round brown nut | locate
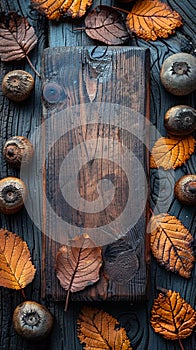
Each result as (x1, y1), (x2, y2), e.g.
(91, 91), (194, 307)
(3, 136), (34, 168)
(13, 301), (54, 341)
(174, 174), (196, 206)
(164, 105), (196, 136)
(160, 53), (196, 95)
(0, 177), (27, 214)
(2, 70), (34, 102)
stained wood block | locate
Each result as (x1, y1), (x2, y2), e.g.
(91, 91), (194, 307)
(41, 46), (150, 301)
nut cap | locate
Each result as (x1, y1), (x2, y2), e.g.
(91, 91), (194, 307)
(2, 70), (34, 102)
(160, 53), (196, 96)
(0, 177), (27, 214)
(3, 136), (34, 168)
(13, 301), (54, 341)
(174, 175), (196, 206)
(164, 105), (196, 136)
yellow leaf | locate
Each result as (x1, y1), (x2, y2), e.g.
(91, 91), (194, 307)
(150, 214), (194, 278)
(31, 0), (93, 19)
(150, 135), (195, 169)
(0, 229), (36, 290)
(151, 289), (196, 340)
(126, 0), (182, 41)
(78, 306), (132, 350)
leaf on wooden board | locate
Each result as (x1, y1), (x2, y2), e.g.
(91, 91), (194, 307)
(150, 214), (194, 278)
(56, 234), (102, 311)
(150, 135), (195, 170)
(104, 238), (139, 283)
(126, 0), (182, 41)
(0, 229), (36, 290)
(84, 6), (129, 45)
(78, 306), (132, 350)
(31, 0), (92, 19)
(151, 289), (196, 341)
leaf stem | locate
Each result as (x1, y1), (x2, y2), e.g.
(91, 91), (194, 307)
(64, 289), (71, 312)
(73, 27), (86, 31)
(178, 339), (185, 350)
(26, 55), (41, 78)
(21, 289), (27, 300)
(111, 6), (130, 14)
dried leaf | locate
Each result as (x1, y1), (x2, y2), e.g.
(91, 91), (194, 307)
(150, 214), (194, 278)
(151, 289), (196, 341)
(84, 6), (129, 45)
(56, 234), (102, 311)
(0, 229), (36, 290)
(104, 238), (139, 283)
(150, 135), (195, 169)
(31, 0), (92, 19)
(78, 306), (132, 349)
(126, 0), (182, 41)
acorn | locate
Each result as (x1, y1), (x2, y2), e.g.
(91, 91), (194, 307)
(2, 70), (34, 102)
(160, 53), (196, 95)
(13, 301), (54, 341)
(164, 105), (196, 136)
(0, 177), (27, 214)
(174, 175), (196, 206)
(3, 136), (34, 168)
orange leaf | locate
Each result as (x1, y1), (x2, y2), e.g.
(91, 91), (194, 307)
(150, 135), (195, 169)
(0, 229), (36, 290)
(126, 0), (182, 41)
(78, 306), (132, 349)
(150, 214), (194, 278)
(56, 234), (102, 311)
(31, 0), (93, 19)
(151, 289), (196, 340)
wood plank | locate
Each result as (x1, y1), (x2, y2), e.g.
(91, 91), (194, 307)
(41, 46), (150, 301)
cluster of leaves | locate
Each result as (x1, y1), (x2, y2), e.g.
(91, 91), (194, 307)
(0, 0), (183, 75)
(30, 0), (183, 42)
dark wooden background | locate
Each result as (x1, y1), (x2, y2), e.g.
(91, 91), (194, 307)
(0, 0), (195, 349)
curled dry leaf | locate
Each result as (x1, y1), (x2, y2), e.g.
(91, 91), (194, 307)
(0, 229), (36, 290)
(0, 12), (39, 77)
(31, 0), (92, 19)
(84, 6), (129, 45)
(151, 289), (196, 341)
(126, 0), (182, 41)
(78, 306), (132, 350)
(56, 234), (102, 311)
(150, 135), (195, 170)
(150, 214), (194, 278)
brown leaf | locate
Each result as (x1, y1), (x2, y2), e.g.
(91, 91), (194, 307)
(56, 234), (102, 311)
(151, 289), (196, 341)
(0, 229), (36, 290)
(78, 306), (132, 349)
(150, 135), (195, 169)
(126, 0), (182, 41)
(31, 0), (92, 19)
(84, 6), (129, 45)
(0, 12), (39, 76)
(150, 214), (194, 278)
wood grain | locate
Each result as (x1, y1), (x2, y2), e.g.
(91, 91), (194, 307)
(41, 46), (150, 301)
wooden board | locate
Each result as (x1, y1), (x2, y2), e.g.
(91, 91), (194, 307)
(41, 46), (150, 301)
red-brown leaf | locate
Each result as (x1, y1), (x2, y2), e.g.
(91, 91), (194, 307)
(0, 12), (39, 76)
(85, 6), (129, 45)
(0, 12), (37, 61)
(56, 234), (102, 311)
